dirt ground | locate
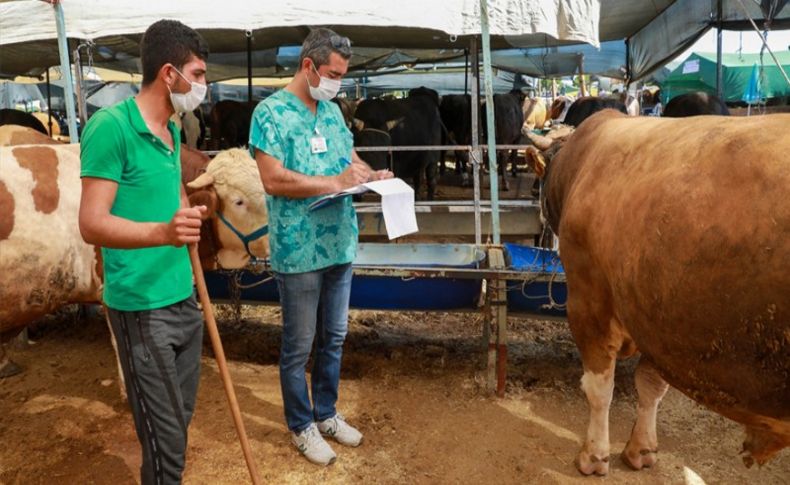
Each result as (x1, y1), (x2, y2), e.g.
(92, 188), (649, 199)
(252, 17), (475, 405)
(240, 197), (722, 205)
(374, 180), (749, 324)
(1, 304), (788, 485)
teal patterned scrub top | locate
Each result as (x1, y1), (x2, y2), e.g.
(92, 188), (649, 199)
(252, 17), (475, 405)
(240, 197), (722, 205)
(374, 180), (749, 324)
(249, 90), (358, 274)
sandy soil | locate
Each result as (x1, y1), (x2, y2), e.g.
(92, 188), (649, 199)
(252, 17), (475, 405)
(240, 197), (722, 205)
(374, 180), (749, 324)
(1, 304), (788, 485)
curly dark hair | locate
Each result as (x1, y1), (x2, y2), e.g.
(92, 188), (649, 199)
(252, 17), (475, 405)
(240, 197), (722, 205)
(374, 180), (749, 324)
(140, 19), (209, 86)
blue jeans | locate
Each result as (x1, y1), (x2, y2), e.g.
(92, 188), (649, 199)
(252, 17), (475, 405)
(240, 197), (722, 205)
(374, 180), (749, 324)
(275, 263), (353, 432)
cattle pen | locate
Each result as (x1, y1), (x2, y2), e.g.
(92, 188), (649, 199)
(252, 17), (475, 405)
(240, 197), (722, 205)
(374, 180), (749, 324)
(1, 0), (788, 397)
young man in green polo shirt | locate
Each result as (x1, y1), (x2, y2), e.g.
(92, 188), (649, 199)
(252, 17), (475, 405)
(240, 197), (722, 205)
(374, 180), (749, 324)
(250, 28), (392, 466)
(79, 20), (208, 484)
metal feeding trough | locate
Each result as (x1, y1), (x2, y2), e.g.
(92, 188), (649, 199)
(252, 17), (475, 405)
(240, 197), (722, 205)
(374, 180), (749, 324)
(204, 243), (485, 311)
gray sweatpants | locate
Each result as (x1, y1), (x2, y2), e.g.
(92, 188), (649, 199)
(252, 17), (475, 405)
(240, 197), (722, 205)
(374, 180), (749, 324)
(107, 292), (204, 485)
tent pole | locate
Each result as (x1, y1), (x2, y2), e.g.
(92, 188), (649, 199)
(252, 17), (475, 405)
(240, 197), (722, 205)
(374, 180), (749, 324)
(716, 0), (723, 99)
(577, 54), (587, 97)
(480, 0), (500, 245)
(246, 31), (253, 104)
(53, 2), (79, 142)
(73, 44), (88, 127)
(733, 0), (790, 87)
(551, 78), (557, 99)
(464, 48), (469, 95)
(470, 38), (481, 246)
(46, 68), (53, 136)
(625, 37), (632, 86)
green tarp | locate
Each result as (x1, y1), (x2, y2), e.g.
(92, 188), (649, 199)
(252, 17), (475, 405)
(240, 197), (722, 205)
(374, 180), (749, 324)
(660, 51), (790, 103)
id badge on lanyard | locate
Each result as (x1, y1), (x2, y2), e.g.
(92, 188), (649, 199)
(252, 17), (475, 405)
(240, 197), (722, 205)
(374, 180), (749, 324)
(311, 127), (327, 154)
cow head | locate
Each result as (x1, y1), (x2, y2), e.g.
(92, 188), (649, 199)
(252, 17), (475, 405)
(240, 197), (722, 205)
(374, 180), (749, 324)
(351, 111), (401, 172)
(186, 148), (269, 270)
(524, 127), (573, 226)
(525, 143), (567, 184)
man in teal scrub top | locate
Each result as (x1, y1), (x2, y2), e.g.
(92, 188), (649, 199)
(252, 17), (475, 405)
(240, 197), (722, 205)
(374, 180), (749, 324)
(249, 28), (391, 466)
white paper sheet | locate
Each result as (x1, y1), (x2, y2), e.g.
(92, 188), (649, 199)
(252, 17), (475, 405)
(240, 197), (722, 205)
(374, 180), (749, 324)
(363, 179), (419, 239)
(309, 178), (418, 239)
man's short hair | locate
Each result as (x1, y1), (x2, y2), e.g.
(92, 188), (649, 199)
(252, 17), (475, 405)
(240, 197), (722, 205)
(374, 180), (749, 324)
(140, 19), (209, 86)
(298, 28), (352, 68)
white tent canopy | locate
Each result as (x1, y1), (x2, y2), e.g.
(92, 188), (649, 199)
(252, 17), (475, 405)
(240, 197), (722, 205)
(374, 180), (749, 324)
(0, 0), (599, 78)
(2, 1), (786, 82)
(0, 0), (599, 46)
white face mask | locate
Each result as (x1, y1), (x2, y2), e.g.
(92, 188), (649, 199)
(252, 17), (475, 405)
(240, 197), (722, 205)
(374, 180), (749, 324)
(308, 62), (341, 101)
(168, 67), (207, 113)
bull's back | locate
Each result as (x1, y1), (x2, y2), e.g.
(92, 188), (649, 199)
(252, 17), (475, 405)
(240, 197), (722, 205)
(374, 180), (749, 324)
(0, 144), (100, 331)
(558, 113), (790, 427)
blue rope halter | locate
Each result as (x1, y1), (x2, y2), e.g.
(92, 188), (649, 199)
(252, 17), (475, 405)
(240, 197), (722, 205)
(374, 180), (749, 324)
(216, 211), (268, 262)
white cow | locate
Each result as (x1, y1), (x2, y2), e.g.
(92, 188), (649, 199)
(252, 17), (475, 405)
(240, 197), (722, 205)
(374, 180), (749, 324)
(0, 138), (269, 380)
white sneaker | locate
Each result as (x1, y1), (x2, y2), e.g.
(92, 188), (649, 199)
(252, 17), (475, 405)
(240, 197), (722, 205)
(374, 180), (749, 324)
(317, 413), (363, 447)
(291, 423), (337, 466)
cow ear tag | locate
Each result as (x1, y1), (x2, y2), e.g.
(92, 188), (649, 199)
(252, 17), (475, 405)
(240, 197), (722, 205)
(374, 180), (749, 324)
(311, 127), (328, 154)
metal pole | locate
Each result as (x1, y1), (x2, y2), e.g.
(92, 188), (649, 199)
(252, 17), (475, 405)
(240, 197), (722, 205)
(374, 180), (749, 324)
(716, 0), (723, 98)
(470, 38), (482, 246)
(625, 38), (632, 85)
(73, 45), (87, 127)
(480, 0), (500, 244)
(577, 54), (587, 97)
(246, 31), (253, 103)
(46, 68), (53, 136)
(53, 2), (79, 142)
(464, 48), (469, 95)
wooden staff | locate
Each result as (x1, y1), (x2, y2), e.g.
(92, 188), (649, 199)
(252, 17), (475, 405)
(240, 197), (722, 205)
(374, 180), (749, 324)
(188, 244), (261, 485)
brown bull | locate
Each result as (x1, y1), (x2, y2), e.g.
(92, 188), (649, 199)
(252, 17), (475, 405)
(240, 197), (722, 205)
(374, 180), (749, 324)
(526, 110), (789, 475)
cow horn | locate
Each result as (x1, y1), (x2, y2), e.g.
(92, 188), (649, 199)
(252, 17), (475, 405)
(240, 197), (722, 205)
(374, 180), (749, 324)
(353, 118), (365, 131)
(525, 131), (555, 151)
(187, 172), (215, 189)
(524, 146), (547, 179)
(386, 117), (404, 131)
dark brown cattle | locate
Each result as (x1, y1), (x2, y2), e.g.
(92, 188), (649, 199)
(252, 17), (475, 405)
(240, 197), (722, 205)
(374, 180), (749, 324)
(331, 97), (357, 129)
(0, 109), (47, 134)
(526, 110), (790, 475)
(548, 95), (574, 123)
(439, 94), (475, 185)
(663, 91), (730, 117)
(563, 96), (627, 127)
(353, 88), (443, 200)
(208, 100), (255, 150)
(180, 144), (210, 190)
(481, 89), (525, 191)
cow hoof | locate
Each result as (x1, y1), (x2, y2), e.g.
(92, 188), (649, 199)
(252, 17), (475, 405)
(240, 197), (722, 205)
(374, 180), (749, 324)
(621, 444), (658, 470)
(575, 451), (610, 476)
(0, 359), (23, 378)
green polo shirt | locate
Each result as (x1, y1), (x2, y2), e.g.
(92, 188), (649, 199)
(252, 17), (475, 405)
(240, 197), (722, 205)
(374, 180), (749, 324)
(80, 97), (193, 311)
(249, 90), (358, 274)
